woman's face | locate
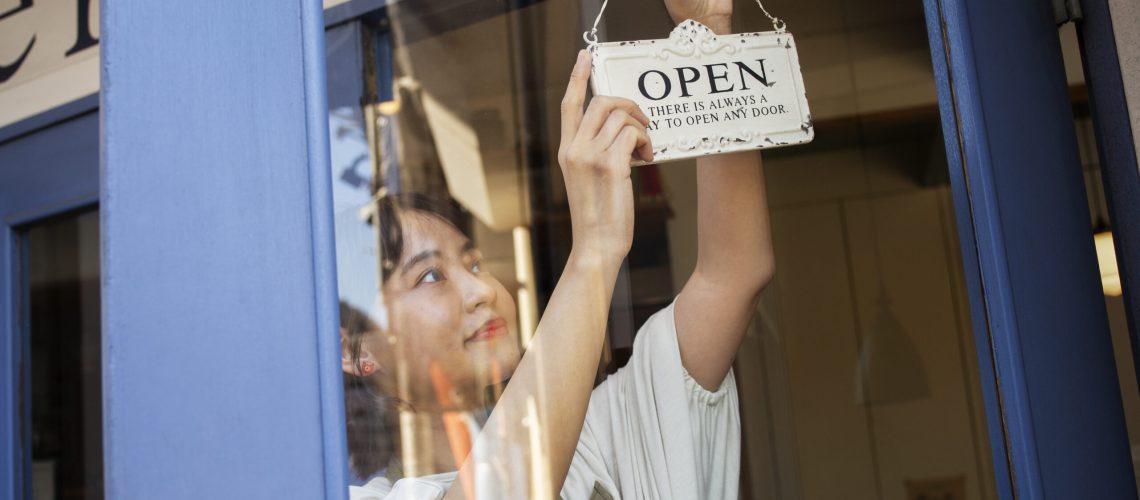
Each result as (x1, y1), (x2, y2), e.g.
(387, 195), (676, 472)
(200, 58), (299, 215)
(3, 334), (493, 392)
(363, 211), (520, 412)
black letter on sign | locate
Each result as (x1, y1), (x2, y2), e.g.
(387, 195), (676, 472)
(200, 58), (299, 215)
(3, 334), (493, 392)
(638, 70), (671, 101)
(66, 0), (99, 56)
(0, 0), (35, 84)
(735, 59), (773, 90)
(675, 67), (699, 97)
(0, 36), (34, 83)
(704, 63), (733, 94)
(0, 0), (32, 21)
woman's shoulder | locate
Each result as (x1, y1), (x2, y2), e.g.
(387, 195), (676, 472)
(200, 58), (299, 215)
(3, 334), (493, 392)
(627, 300), (680, 364)
(594, 299), (735, 403)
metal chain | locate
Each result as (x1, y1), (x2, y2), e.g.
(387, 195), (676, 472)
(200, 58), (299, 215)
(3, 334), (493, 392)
(753, 0), (787, 33)
(583, 0), (609, 45)
(584, 0), (786, 45)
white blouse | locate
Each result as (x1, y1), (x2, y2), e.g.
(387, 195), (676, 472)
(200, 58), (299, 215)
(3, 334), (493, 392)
(349, 302), (741, 499)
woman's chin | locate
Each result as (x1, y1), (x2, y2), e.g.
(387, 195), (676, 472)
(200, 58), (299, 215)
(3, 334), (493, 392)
(473, 347), (521, 383)
(464, 335), (520, 364)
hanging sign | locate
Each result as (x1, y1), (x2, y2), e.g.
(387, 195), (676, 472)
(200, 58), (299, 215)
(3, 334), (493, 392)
(586, 14), (813, 165)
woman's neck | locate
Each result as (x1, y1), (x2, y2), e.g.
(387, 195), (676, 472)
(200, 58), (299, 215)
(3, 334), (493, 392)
(396, 406), (491, 477)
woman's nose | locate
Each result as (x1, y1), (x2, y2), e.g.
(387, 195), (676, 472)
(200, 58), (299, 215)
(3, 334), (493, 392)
(459, 268), (496, 312)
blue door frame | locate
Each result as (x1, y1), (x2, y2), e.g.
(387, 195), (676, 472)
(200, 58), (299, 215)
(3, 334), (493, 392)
(0, 100), (100, 499)
(99, 0), (346, 498)
(923, 0), (1137, 498)
(2, 0), (1136, 497)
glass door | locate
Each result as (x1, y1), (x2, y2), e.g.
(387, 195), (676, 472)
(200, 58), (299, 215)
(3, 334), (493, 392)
(15, 209), (102, 500)
(324, 0), (1004, 498)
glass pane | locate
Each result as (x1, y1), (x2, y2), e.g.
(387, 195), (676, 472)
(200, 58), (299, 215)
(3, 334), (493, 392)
(18, 209), (103, 500)
(1057, 22), (1140, 492)
(326, 1), (999, 498)
(735, 2), (996, 498)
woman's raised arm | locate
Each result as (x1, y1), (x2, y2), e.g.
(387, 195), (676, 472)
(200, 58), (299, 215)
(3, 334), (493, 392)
(445, 50), (651, 499)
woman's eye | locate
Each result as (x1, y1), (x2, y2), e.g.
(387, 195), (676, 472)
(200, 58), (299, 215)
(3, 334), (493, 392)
(418, 268), (443, 284)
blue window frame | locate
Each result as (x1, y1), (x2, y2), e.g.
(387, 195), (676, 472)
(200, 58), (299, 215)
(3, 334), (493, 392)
(0, 100), (100, 499)
(923, 0), (1136, 497)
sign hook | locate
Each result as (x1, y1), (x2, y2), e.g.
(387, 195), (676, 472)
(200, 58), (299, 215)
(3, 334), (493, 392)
(752, 0), (787, 33)
(583, 0), (609, 45)
(583, 0), (786, 45)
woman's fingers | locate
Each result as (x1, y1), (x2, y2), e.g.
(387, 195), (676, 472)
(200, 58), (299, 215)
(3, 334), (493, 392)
(609, 125), (654, 164)
(578, 96), (650, 144)
(560, 50), (592, 151)
(558, 50), (654, 167)
(601, 116), (654, 163)
(636, 134), (654, 163)
(594, 110), (646, 148)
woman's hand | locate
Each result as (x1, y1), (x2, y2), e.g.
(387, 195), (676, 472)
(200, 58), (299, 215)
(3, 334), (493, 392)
(558, 50), (652, 265)
(663, 0), (733, 34)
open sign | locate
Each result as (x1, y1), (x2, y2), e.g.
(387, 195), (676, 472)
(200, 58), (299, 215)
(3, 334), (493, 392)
(588, 20), (813, 164)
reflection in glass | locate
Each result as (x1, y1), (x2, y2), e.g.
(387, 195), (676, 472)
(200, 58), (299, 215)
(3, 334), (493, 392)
(325, 0), (1002, 498)
(20, 209), (102, 500)
(855, 298), (931, 406)
(1059, 22), (1140, 489)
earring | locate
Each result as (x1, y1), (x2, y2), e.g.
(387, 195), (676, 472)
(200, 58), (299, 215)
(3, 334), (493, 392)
(361, 361), (376, 376)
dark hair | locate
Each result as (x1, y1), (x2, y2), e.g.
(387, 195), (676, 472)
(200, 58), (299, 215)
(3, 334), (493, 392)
(376, 193), (469, 283)
(340, 301), (395, 480)
(343, 193), (470, 480)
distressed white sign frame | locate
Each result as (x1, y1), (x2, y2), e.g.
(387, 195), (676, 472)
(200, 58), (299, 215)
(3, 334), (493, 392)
(588, 20), (814, 165)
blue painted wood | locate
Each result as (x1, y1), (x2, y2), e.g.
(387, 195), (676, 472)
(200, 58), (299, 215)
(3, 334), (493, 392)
(0, 227), (28, 500)
(1077, 0), (1140, 391)
(919, 5), (1014, 498)
(324, 0), (386, 28)
(1, 227), (18, 500)
(923, 0), (1137, 497)
(0, 93), (98, 147)
(0, 110), (99, 500)
(0, 112), (100, 224)
(13, 232), (30, 500)
(302, 0), (353, 495)
(326, 22), (366, 112)
(100, 0), (346, 498)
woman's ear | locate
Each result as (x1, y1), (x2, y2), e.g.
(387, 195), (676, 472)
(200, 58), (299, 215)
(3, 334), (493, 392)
(357, 349), (379, 376)
(341, 327), (380, 376)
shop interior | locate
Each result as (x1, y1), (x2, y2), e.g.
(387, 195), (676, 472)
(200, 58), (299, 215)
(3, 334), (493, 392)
(324, 0), (1136, 497)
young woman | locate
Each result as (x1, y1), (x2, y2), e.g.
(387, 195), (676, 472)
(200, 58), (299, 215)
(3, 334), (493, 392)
(342, 0), (774, 497)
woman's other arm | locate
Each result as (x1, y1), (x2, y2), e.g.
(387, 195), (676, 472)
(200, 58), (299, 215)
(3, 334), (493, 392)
(676, 151), (773, 390)
(666, 1), (777, 391)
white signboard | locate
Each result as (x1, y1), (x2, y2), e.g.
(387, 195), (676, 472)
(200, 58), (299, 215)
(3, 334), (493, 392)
(588, 20), (813, 164)
(0, 0), (100, 129)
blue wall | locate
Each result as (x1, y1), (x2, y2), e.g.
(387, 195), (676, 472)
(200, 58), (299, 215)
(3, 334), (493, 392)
(100, 0), (347, 497)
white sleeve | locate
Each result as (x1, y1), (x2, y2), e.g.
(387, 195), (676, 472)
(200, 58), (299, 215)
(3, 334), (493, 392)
(561, 301), (741, 500)
(348, 473), (454, 500)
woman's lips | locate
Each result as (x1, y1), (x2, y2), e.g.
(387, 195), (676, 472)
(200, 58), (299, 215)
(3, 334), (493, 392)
(468, 318), (508, 343)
